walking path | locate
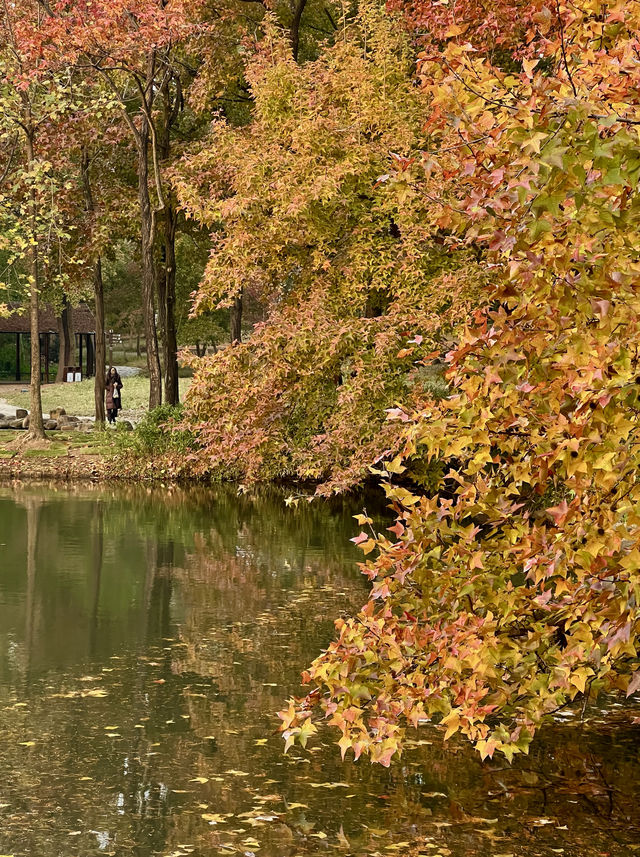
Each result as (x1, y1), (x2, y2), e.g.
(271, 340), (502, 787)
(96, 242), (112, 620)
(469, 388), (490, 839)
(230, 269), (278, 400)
(0, 400), (48, 420)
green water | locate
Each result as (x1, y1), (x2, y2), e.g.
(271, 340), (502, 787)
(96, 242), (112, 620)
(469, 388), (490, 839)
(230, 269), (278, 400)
(0, 484), (638, 857)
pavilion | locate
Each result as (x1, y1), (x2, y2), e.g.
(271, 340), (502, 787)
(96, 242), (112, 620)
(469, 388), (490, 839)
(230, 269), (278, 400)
(0, 304), (96, 383)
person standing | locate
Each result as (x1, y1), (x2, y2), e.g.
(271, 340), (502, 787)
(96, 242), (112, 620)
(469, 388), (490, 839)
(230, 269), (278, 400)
(105, 366), (123, 425)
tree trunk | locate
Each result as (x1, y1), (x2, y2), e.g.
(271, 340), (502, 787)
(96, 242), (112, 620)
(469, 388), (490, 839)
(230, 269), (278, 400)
(157, 72), (181, 406)
(94, 257), (106, 425)
(26, 132), (45, 439)
(290, 0), (308, 62)
(138, 119), (162, 410)
(163, 203), (179, 405)
(230, 289), (243, 344)
(80, 146), (107, 425)
(156, 247), (167, 374)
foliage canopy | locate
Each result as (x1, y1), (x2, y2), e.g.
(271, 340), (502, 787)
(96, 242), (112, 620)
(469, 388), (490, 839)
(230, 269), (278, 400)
(280, 0), (640, 764)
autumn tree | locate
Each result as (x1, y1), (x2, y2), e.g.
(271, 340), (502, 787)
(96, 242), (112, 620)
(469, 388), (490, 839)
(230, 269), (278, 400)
(0, 0), (82, 438)
(281, 0), (640, 764)
(174, 6), (482, 489)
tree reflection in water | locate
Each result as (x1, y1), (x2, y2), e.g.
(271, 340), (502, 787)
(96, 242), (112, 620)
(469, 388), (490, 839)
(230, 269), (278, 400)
(0, 484), (637, 857)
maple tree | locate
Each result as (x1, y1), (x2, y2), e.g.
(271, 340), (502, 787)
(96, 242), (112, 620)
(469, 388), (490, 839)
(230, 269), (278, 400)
(175, 8), (482, 490)
(280, 0), (640, 764)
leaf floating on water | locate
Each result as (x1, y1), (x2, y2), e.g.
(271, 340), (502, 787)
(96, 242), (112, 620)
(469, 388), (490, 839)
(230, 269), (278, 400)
(224, 770), (249, 777)
(190, 777), (209, 784)
(310, 832), (327, 839)
(201, 813), (229, 824)
(84, 689), (108, 698)
(308, 781), (349, 789)
(18, 741), (35, 747)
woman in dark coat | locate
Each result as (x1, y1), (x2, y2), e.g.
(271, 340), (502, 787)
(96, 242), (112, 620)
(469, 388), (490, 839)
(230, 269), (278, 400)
(105, 367), (123, 424)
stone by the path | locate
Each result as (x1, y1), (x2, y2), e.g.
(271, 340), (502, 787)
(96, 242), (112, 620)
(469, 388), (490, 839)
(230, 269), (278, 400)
(115, 366), (142, 379)
(15, 409), (28, 419)
(9, 419), (24, 429)
(49, 408), (66, 419)
(44, 420), (58, 430)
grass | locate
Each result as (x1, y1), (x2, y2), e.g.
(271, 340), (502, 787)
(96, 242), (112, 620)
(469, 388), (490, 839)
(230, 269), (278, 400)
(0, 429), (118, 459)
(0, 375), (192, 417)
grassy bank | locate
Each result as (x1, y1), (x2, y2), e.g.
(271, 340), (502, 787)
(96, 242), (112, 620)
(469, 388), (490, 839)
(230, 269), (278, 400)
(0, 429), (119, 480)
(0, 375), (192, 418)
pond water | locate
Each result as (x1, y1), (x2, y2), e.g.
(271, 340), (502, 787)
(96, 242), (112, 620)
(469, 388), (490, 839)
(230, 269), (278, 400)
(0, 483), (638, 857)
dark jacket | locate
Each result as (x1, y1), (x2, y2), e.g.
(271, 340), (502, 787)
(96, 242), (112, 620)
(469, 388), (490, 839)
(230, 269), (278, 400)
(105, 377), (123, 411)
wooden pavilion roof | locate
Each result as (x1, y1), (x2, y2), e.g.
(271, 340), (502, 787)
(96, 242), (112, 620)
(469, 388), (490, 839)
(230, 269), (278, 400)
(0, 303), (95, 334)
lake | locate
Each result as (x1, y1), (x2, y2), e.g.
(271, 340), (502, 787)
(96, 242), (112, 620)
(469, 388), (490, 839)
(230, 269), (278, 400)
(0, 483), (638, 857)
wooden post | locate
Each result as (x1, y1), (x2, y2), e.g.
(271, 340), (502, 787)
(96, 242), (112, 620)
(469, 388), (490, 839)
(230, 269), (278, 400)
(15, 333), (20, 382)
(86, 333), (95, 378)
(79, 333), (84, 379)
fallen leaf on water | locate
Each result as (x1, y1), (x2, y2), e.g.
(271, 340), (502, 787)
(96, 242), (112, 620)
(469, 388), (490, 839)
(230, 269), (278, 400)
(311, 832), (327, 839)
(190, 777), (209, 784)
(202, 813), (228, 824)
(18, 741), (35, 747)
(225, 770), (249, 777)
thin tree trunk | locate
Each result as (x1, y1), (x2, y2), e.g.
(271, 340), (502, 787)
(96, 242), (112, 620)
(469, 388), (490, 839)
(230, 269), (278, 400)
(80, 146), (106, 425)
(291, 0), (308, 62)
(230, 289), (243, 344)
(139, 119), (162, 410)
(156, 247), (167, 374)
(94, 257), (106, 424)
(26, 131), (45, 439)
(157, 72), (181, 407)
(163, 202), (179, 405)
